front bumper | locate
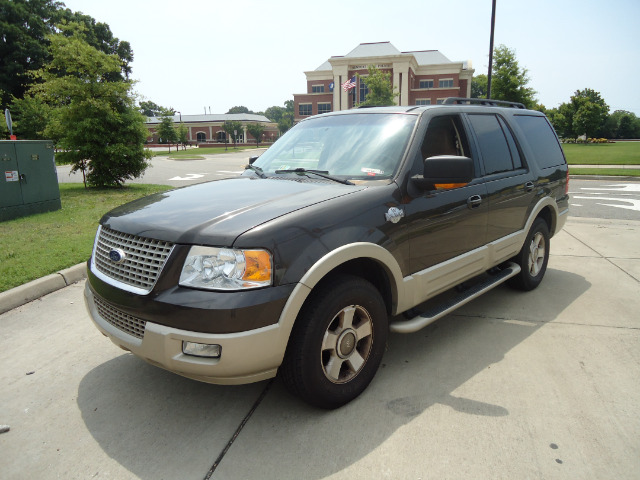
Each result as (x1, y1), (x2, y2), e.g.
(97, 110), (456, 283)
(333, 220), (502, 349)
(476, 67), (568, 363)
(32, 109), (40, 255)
(84, 282), (290, 385)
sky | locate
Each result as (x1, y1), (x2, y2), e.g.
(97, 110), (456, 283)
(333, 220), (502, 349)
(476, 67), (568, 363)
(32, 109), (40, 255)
(60, 0), (640, 116)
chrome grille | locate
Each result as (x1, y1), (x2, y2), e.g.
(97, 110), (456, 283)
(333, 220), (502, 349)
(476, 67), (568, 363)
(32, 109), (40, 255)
(93, 226), (174, 293)
(94, 296), (146, 339)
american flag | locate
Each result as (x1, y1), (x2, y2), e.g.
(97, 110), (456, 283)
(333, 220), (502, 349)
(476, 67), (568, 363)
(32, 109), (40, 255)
(341, 76), (356, 91)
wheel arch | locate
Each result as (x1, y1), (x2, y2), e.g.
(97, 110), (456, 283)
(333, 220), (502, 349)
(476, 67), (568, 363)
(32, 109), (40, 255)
(272, 243), (404, 364)
(525, 197), (560, 238)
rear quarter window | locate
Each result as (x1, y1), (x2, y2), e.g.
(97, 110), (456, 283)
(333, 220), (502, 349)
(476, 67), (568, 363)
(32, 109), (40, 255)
(513, 115), (566, 169)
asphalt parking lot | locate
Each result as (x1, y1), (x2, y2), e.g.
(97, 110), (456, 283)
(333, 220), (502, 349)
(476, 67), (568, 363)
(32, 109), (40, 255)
(1, 215), (639, 479)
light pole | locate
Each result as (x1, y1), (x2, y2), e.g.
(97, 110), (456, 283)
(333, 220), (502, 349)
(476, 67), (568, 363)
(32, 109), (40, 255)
(487, 0), (497, 99)
(176, 111), (182, 149)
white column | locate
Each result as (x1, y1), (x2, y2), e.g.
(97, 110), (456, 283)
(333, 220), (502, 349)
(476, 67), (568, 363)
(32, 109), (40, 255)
(333, 75), (341, 111)
(393, 71), (401, 105)
(401, 72), (409, 106)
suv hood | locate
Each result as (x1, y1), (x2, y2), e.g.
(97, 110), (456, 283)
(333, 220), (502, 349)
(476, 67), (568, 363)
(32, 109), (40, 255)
(102, 177), (364, 245)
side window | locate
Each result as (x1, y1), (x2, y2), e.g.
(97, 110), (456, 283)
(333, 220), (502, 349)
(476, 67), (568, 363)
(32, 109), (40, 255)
(421, 115), (470, 160)
(513, 115), (566, 169)
(498, 116), (523, 169)
(467, 114), (521, 175)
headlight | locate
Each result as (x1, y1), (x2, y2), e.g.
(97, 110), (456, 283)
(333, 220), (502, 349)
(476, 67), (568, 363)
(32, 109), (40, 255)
(179, 246), (272, 290)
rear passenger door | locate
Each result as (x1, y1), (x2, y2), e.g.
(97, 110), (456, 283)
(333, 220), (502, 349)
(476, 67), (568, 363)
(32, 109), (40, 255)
(465, 113), (537, 242)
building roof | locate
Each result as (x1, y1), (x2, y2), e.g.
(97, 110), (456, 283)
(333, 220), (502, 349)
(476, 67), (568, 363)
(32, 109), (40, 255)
(344, 41), (401, 58)
(315, 42), (460, 71)
(405, 50), (452, 65)
(145, 113), (272, 124)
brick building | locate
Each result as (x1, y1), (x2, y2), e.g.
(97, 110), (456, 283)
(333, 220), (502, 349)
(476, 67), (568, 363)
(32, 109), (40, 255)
(293, 42), (474, 122)
(145, 113), (278, 145)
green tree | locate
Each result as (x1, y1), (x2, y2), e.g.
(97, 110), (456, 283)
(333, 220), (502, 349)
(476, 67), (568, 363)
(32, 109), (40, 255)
(553, 89), (610, 138)
(264, 100), (293, 135)
(471, 74), (488, 99)
(0, 0), (58, 108)
(264, 105), (284, 123)
(156, 114), (178, 149)
(278, 112), (294, 135)
(222, 120), (243, 148)
(0, 0), (133, 108)
(356, 65), (398, 107)
(140, 100), (173, 117)
(226, 106), (253, 114)
(57, 9), (133, 79)
(177, 122), (189, 148)
(246, 123), (265, 147)
(489, 45), (537, 108)
(29, 24), (151, 187)
(9, 94), (51, 139)
(603, 110), (640, 139)
(573, 102), (605, 138)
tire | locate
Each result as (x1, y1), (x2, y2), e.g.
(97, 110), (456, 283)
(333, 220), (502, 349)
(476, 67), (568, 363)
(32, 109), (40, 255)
(508, 217), (550, 291)
(280, 274), (388, 409)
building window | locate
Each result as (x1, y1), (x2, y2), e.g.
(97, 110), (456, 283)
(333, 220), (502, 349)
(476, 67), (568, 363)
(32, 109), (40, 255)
(416, 99), (431, 105)
(196, 132), (206, 142)
(318, 103), (332, 114)
(312, 85), (325, 93)
(299, 104), (312, 116)
(359, 78), (369, 103)
(419, 80), (434, 89)
(439, 79), (454, 88)
(217, 131), (226, 142)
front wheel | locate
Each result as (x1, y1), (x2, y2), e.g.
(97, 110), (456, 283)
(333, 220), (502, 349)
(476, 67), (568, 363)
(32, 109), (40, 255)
(280, 275), (388, 409)
(508, 217), (550, 291)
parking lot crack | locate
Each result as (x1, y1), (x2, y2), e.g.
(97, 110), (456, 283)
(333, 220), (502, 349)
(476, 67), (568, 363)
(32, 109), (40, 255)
(203, 379), (274, 479)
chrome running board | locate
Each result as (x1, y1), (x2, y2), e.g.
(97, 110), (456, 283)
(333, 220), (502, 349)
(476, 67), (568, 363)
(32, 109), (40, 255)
(389, 262), (521, 334)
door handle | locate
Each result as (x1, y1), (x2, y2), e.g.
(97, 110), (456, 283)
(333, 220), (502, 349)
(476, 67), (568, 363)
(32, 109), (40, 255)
(524, 181), (535, 192)
(467, 195), (482, 209)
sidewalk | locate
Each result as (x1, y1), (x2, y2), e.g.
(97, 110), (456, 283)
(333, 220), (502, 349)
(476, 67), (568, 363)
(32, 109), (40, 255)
(571, 164), (640, 169)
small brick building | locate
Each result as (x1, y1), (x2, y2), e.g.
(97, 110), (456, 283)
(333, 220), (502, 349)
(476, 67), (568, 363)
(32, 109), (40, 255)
(293, 42), (474, 122)
(145, 113), (278, 145)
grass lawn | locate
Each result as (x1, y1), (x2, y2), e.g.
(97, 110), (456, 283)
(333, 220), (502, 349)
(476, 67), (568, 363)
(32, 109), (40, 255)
(562, 142), (640, 165)
(0, 183), (171, 293)
(155, 145), (262, 160)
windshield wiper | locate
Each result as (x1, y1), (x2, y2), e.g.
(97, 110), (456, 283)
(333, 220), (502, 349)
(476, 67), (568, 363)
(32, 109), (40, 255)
(274, 168), (354, 185)
(244, 164), (267, 178)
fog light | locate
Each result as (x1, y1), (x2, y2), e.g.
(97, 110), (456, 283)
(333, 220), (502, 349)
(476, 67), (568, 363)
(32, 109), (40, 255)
(182, 341), (221, 358)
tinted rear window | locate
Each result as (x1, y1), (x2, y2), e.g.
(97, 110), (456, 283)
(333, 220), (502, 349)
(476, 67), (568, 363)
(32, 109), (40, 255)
(513, 115), (565, 169)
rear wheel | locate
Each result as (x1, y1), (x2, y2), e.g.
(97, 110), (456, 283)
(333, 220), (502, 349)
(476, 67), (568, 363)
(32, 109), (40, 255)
(280, 275), (388, 409)
(508, 217), (550, 291)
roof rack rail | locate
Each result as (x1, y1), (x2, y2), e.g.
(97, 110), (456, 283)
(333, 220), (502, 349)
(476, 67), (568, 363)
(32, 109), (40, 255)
(443, 97), (526, 109)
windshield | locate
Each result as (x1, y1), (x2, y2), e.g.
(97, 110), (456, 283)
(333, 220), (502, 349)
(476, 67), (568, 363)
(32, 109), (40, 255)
(251, 113), (417, 180)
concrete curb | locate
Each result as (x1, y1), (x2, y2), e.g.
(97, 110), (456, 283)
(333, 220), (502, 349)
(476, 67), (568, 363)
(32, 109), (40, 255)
(0, 263), (87, 315)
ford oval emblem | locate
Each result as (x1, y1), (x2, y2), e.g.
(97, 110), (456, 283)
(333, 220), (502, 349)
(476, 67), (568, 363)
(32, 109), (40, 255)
(108, 248), (126, 264)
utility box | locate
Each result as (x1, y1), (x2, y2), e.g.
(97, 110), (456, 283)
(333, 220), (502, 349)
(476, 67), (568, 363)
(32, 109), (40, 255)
(1, 140), (61, 222)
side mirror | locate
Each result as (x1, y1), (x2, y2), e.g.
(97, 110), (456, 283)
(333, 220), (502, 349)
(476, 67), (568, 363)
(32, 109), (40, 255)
(248, 156), (259, 165)
(411, 155), (474, 191)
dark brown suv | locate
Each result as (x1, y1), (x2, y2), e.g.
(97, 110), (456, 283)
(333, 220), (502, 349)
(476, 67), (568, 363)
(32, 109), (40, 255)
(85, 98), (569, 408)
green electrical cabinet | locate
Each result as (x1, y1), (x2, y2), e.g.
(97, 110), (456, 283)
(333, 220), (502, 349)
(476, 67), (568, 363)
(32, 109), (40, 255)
(1, 140), (61, 221)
